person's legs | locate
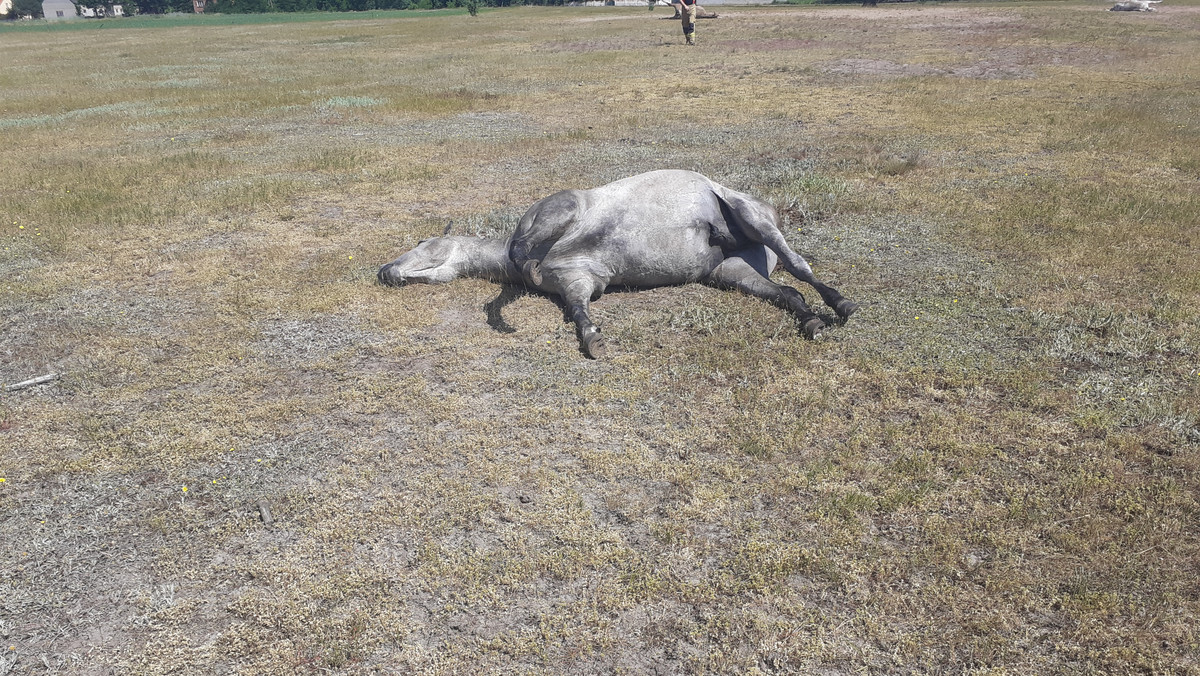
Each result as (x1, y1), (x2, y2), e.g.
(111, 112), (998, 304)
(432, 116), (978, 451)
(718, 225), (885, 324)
(682, 4), (696, 44)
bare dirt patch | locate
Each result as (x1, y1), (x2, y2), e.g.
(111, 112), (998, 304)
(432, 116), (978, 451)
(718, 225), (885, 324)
(823, 57), (945, 78)
(824, 57), (1036, 80)
(717, 37), (819, 52)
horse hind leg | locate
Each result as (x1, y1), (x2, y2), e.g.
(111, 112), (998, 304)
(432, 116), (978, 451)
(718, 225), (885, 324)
(716, 191), (859, 321)
(703, 254), (827, 339)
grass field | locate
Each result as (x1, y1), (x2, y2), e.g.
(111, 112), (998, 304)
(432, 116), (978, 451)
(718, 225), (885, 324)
(2, 2), (1199, 673)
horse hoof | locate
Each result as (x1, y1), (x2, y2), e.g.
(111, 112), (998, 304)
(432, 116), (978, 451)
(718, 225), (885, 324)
(835, 299), (859, 320)
(583, 333), (607, 359)
(802, 317), (825, 340)
(523, 260), (543, 286)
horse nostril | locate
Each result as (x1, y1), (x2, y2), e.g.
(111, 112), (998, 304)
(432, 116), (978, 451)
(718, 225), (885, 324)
(378, 265), (409, 287)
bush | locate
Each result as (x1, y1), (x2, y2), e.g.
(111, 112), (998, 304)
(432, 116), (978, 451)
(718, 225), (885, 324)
(7, 0), (45, 17)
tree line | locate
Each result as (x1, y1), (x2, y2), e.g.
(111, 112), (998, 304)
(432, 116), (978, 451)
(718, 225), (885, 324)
(211, 0), (526, 13)
(3, 0), (579, 17)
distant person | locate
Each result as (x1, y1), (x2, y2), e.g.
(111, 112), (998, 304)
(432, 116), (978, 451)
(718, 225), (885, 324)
(678, 0), (698, 45)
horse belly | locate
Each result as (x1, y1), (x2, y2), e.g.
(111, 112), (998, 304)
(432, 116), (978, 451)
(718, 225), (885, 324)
(606, 227), (721, 287)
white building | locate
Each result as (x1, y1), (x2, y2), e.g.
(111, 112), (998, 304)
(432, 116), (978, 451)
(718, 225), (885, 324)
(42, 0), (78, 18)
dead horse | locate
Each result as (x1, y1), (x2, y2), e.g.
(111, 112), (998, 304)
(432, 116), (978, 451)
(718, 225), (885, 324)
(377, 169), (859, 358)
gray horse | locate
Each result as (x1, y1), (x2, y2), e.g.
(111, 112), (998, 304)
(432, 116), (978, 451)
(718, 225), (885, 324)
(378, 170), (858, 358)
(1110, 0), (1160, 9)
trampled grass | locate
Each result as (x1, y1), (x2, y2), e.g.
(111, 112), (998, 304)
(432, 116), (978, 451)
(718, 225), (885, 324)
(2, 2), (1199, 674)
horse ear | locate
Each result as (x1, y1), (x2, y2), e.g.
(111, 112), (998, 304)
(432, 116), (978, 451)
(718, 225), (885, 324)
(443, 220), (454, 236)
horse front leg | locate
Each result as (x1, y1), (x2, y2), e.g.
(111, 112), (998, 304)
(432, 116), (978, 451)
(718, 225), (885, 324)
(557, 276), (607, 359)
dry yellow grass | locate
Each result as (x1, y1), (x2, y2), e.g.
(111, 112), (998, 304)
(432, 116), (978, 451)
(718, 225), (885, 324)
(1, 2), (1198, 674)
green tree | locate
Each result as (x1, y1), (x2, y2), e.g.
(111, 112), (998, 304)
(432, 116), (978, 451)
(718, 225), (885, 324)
(220, 0), (271, 12)
(7, 0), (45, 17)
(128, 0), (192, 14)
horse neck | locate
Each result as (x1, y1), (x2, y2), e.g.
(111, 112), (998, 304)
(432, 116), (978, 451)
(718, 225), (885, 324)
(456, 237), (518, 284)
